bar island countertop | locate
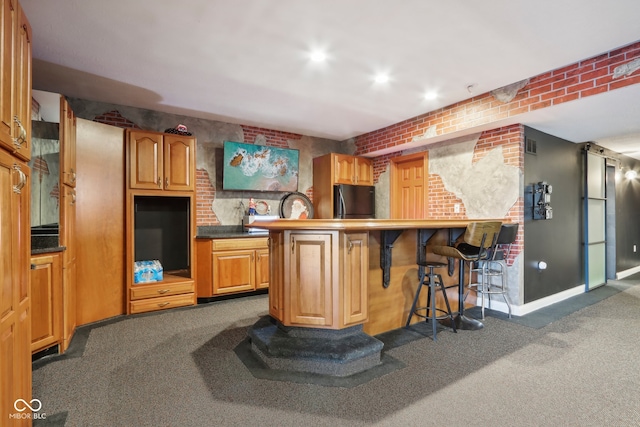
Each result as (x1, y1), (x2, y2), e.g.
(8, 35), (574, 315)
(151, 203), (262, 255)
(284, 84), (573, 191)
(249, 218), (497, 336)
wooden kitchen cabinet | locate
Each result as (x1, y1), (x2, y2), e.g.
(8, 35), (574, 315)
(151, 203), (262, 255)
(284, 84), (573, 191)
(127, 129), (195, 191)
(0, 1), (31, 421)
(60, 96), (76, 187)
(270, 230), (368, 329)
(196, 237), (269, 297)
(129, 276), (195, 314)
(59, 184), (76, 352)
(0, 151), (31, 425)
(30, 253), (62, 353)
(330, 153), (373, 186)
(0, 0), (31, 162)
(125, 128), (197, 314)
(312, 153), (374, 218)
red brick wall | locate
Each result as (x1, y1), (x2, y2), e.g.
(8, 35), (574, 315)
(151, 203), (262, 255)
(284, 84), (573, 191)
(241, 125), (302, 148)
(355, 41), (640, 155)
(196, 169), (219, 226)
(93, 111), (141, 129)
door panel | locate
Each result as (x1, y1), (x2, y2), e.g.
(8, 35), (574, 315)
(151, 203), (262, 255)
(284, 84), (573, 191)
(391, 153), (428, 219)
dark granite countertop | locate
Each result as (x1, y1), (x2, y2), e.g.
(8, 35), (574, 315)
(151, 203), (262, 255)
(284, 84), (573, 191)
(31, 246), (66, 255)
(196, 225), (268, 239)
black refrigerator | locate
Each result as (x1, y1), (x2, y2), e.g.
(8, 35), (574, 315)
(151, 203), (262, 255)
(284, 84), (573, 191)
(333, 184), (375, 219)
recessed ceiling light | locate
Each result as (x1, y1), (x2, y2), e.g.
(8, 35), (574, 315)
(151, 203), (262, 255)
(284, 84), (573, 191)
(374, 74), (389, 83)
(424, 91), (437, 100)
(310, 51), (327, 62)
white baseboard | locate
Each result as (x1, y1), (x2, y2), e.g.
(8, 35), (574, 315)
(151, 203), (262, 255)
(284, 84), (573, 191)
(616, 266), (640, 280)
(475, 284), (585, 317)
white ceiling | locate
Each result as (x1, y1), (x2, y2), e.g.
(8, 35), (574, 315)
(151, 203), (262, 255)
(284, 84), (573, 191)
(20, 0), (640, 157)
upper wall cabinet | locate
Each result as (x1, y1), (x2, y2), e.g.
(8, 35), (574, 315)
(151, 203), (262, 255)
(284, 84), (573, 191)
(0, 0), (31, 161)
(127, 129), (195, 191)
(331, 153), (373, 186)
(312, 153), (374, 218)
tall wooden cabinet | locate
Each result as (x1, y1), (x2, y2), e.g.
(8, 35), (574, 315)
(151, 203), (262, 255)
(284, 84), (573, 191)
(312, 153), (374, 219)
(125, 129), (196, 314)
(0, 0), (31, 423)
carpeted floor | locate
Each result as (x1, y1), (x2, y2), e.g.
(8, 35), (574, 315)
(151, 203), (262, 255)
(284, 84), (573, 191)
(33, 278), (640, 427)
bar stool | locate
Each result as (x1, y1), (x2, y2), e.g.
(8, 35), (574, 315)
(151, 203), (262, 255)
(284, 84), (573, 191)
(406, 260), (457, 341)
(471, 223), (519, 319)
(431, 221), (502, 326)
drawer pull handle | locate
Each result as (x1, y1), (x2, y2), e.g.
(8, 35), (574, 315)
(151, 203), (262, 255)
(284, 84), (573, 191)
(157, 289), (170, 294)
(158, 302), (170, 307)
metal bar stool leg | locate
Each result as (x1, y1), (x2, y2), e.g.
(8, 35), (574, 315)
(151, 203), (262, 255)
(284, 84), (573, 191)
(406, 265), (425, 327)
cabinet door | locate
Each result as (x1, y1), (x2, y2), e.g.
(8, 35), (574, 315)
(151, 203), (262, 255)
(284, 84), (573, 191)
(0, 0), (16, 153)
(333, 154), (355, 184)
(0, 151), (31, 422)
(268, 232), (284, 320)
(164, 134), (194, 191)
(60, 97), (77, 187)
(60, 186), (76, 352)
(30, 253), (62, 353)
(11, 4), (30, 161)
(129, 130), (163, 189)
(355, 157), (373, 186)
(342, 232), (368, 326)
(286, 232), (335, 327)
(255, 248), (270, 289)
(212, 250), (255, 294)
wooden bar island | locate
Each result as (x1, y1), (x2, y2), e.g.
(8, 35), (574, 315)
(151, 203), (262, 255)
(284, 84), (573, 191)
(244, 218), (489, 377)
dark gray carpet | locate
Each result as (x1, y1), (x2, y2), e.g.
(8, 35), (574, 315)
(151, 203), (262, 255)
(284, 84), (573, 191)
(31, 281), (640, 426)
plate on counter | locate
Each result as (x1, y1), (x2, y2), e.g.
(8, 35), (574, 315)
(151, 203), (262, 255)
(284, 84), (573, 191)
(255, 200), (270, 215)
(279, 192), (313, 219)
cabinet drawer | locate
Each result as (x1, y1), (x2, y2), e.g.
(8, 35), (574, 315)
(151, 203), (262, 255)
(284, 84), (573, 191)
(211, 237), (268, 251)
(130, 281), (194, 300)
(129, 293), (194, 314)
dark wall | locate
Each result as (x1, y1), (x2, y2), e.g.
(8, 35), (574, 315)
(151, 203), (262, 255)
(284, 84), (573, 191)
(615, 156), (640, 272)
(523, 127), (583, 303)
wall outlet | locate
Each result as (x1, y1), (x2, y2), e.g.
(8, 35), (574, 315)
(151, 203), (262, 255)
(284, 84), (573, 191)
(454, 203), (460, 213)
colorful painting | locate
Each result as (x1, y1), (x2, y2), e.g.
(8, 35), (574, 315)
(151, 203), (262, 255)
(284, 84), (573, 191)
(222, 141), (299, 191)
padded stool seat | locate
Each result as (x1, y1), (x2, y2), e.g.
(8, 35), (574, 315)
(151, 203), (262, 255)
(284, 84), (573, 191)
(406, 260), (457, 341)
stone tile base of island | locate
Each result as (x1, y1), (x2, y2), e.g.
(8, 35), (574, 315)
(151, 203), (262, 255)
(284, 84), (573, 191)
(248, 316), (383, 377)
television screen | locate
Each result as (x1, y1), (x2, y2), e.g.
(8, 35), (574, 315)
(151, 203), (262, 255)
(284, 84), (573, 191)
(222, 141), (299, 191)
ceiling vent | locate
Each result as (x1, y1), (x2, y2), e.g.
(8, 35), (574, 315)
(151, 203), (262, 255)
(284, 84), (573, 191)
(525, 137), (537, 155)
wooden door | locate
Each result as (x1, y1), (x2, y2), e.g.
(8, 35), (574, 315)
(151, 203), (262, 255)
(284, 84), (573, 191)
(212, 250), (255, 294)
(391, 152), (428, 219)
(355, 157), (374, 186)
(333, 154), (355, 184)
(30, 253), (62, 353)
(286, 231), (335, 327)
(128, 130), (163, 189)
(163, 134), (194, 191)
(0, 0), (16, 153)
(342, 232), (368, 326)
(255, 248), (270, 289)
